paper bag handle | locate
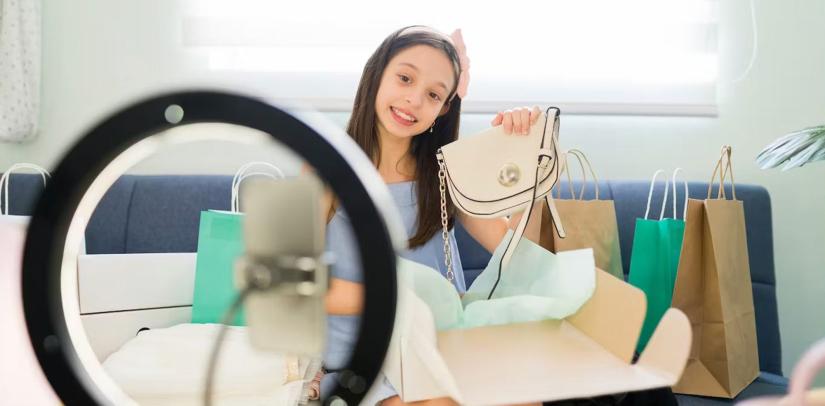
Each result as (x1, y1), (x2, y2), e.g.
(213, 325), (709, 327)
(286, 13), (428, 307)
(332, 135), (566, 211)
(569, 149), (600, 200)
(555, 148), (600, 200)
(644, 169), (670, 221)
(706, 146), (737, 200)
(670, 168), (689, 220)
(231, 162), (285, 212)
(556, 151), (582, 200)
(0, 163), (51, 215)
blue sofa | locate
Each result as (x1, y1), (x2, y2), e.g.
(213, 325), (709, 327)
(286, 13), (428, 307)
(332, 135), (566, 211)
(6, 173), (788, 404)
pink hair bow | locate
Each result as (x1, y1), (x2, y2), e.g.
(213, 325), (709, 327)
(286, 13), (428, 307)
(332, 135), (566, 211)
(450, 29), (470, 100)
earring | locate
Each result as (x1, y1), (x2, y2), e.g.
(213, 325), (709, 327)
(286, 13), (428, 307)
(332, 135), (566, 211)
(429, 122), (435, 133)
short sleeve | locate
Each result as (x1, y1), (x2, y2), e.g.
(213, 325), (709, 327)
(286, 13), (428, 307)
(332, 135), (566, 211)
(324, 211), (363, 283)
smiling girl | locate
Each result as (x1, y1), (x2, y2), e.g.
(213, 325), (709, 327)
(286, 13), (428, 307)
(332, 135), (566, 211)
(317, 25), (543, 406)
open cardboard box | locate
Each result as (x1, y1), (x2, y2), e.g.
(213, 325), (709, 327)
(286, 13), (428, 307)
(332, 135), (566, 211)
(384, 268), (692, 405)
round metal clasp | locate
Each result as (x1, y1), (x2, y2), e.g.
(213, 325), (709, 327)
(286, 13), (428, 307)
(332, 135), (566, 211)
(498, 163), (520, 187)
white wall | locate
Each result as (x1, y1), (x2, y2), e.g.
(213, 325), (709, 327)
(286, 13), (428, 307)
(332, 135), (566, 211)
(2, 0), (825, 385)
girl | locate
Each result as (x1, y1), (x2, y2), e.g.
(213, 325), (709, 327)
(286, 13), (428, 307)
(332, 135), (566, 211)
(319, 25), (542, 406)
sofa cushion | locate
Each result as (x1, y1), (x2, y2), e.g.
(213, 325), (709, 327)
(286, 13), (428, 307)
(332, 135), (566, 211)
(84, 176), (136, 254)
(121, 175), (232, 253)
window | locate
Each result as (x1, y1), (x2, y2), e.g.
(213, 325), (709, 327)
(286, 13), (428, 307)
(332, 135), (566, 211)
(183, 0), (718, 116)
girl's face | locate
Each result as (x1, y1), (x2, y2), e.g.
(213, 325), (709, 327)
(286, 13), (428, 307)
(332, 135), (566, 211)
(374, 44), (456, 140)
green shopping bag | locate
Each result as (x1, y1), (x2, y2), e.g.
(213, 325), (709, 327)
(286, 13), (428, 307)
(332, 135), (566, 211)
(628, 169), (688, 352)
(191, 162), (285, 325)
(191, 210), (246, 325)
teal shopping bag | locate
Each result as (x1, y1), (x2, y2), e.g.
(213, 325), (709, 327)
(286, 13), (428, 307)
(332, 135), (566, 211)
(190, 162), (285, 325)
(191, 210), (246, 325)
(628, 169), (688, 352)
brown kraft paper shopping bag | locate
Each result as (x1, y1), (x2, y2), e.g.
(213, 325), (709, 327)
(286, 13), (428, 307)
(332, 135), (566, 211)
(671, 146), (759, 398)
(528, 149), (625, 279)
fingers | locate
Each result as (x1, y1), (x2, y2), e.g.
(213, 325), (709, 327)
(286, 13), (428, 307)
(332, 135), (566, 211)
(530, 105), (541, 125)
(502, 110), (514, 134)
(491, 112), (503, 126)
(519, 108), (530, 135)
(493, 106), (540, 135)
(511, 109), (523, 135)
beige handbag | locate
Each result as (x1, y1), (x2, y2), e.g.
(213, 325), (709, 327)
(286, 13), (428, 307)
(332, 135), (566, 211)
(436, 106), (566, 298)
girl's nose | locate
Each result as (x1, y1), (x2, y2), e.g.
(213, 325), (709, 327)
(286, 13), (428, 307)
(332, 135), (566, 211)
(405, 91), (423, 107)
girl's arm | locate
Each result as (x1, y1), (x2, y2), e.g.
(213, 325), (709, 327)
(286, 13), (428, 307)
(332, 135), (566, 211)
(456, 213), (508, 253)
(303, 164), (365, 316)
(457, 212), (527, 254)
(320, 186), (364, 315)
(325, 278), (363, 315)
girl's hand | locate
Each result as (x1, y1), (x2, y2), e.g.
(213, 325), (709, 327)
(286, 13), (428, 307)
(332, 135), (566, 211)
(491, 105), (542, 135)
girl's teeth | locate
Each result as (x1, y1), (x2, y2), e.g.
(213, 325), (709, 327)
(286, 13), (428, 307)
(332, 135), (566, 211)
(393, 107), (415, 122)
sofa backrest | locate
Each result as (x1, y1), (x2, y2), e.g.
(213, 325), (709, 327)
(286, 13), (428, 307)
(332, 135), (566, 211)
(4, 173), (782, 375)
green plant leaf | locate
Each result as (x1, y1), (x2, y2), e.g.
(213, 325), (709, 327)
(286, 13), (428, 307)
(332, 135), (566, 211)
(757, 125), (825, 170)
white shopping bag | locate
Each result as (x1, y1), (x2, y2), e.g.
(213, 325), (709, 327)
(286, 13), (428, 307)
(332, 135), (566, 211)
(0, 221), (61, 404)
(1, 163), (86, 253)
(1, 163), (49, 225)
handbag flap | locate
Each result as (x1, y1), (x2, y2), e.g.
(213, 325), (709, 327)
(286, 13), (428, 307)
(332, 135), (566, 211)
(439, 111), (559, 203)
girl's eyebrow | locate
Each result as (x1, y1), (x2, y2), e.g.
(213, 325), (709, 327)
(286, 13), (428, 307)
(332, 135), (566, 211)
(398, 62), (449, 91)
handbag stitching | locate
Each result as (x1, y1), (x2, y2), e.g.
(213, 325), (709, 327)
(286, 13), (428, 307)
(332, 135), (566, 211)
(441, 158), (558, 204)
(445, 171), (560, 216)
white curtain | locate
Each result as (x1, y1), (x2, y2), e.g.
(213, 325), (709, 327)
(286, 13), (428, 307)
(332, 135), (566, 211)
(0, 0), (41, 143)
(182, 0), (718, 116)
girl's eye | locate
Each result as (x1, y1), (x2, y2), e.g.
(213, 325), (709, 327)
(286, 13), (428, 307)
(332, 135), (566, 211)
(399, 74), (411, 83)
(429, 92), (442, 101)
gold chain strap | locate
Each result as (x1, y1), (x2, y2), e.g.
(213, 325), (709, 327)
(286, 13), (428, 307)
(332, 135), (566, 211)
(437, 159), (454, 282)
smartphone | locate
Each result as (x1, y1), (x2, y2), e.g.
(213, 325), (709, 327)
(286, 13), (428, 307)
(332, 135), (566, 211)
(237, 175), (327, 356)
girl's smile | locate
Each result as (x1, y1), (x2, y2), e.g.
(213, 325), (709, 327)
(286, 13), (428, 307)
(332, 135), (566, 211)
(390, 106), (418, 126)
(375, 44), (456, 139)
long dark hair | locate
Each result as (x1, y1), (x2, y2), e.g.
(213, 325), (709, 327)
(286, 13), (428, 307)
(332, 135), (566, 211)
(346, 26), (462, 248)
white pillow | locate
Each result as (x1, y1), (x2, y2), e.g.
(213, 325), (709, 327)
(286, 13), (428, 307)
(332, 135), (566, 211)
(102, 323), (312, 406)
